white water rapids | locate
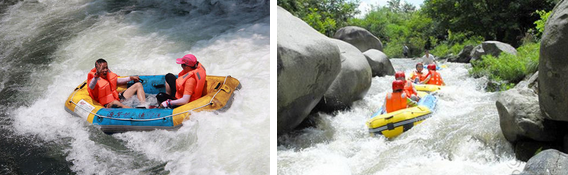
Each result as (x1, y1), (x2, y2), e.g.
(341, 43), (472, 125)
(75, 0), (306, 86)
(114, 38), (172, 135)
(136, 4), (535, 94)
(277, 59), (525, 174)
(1, 0), (269, 174)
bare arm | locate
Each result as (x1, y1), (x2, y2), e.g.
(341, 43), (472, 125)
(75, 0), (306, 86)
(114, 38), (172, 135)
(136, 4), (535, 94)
(89, 77), (99, 90)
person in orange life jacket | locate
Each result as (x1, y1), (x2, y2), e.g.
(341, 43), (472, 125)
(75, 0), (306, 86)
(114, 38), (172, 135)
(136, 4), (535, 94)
(409, 62), (426, 83)
(420, 63), (446, 86)
(394, 71), (420, 101)
(157, 54), (206, 108)
(383, 80), (418, 113)
(87, 59), (148, 108)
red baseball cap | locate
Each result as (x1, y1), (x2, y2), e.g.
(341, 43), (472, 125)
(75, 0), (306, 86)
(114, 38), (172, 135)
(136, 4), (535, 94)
(176, 54), (197, 67)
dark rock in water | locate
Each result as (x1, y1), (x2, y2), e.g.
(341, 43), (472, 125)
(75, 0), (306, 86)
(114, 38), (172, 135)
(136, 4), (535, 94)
(496, 87), (558, 143)
(539, 0), (568, 123)
(315, 39), (372, 112)
(470, 41), (517, 62)
(515, 142), (559, 162)
(333, 26), (383, 52)
(362, 49), (395, 77)
(520, 149), (568, 175)
(277, 6), (341, 135)
(448, 45), (474, 63)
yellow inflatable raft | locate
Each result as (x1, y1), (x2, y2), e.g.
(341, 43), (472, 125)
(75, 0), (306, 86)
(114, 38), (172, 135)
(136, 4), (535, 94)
(65, 75), (241, 134)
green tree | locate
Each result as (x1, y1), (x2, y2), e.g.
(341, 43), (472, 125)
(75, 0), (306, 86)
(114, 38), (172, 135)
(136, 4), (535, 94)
(278, 0), (360, 36)
(423, 0), (556, 47)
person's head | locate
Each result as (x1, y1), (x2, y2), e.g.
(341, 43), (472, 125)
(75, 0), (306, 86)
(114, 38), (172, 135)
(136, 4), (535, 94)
(416, 62), (423, 72)
(427, 63), (436, 71)
(95, 58), (109, 76)
(394, 71), (405, 80)
(176, 54), (199, 71)
(392, 80), (405, 92)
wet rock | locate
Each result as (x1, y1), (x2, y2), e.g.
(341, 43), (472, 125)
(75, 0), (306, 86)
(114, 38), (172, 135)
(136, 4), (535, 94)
(316, 39), (372, 112)
(277, 6), (341, 135)
(362, 49), (395, 77)
(496, 86), (557, 143)
(448, 45), (474, 63)
(539, 0), (568, 122)
(470, 41), (517, 61)
(333, 26), (383, 52)
(514, 142), (558, 162)
(520, 149), (568, 174)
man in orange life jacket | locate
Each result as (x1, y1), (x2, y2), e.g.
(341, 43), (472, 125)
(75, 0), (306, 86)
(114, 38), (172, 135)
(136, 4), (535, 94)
(394, 71), (420, 101)
(157, 54), (206, 108)
(409, 62), (426, 83)
(87, 59), (147, 108)
(420, 63), (446, 86)
(383, 80), (417, 113)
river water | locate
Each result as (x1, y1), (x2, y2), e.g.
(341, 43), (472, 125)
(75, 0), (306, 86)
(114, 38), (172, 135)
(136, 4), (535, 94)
(0, 0), (269, 174)
(277, 59), (525, 174)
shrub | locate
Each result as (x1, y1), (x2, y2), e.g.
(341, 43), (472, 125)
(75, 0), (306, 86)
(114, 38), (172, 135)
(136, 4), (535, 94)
(470, 42), (540, 91)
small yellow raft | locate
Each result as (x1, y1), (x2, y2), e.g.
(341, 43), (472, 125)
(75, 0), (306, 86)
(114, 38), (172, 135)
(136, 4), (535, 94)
(366, 91), (437, 138)
(414, 84), (443, 92)
(65, 75), (241, 134)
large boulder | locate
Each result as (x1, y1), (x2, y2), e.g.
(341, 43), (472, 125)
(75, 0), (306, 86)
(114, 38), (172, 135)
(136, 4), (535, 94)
(470, 41), (517, 61)
(277, 6), (341, 135)
(316, 39), (372, 111)
(362, 49), (395, 77)
(333, 26), (383, 52)
(448, 45), (474, 63)
(496, 86), (557, 143)
(520, 149), (568, 175)
(539, 0), (568, 122)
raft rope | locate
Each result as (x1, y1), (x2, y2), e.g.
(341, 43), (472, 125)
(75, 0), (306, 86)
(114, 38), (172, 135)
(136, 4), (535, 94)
(69, 76), (231, 121)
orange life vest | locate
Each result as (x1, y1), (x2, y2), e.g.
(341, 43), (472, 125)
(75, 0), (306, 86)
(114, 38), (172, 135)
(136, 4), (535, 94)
(411, 70), (425, 82)
(403, 80), (417, 98)
(87, 68), (119, 106)
(385, 92), (408, 113)
(175, 63), (206, 102)
(426, 71), (444, 85)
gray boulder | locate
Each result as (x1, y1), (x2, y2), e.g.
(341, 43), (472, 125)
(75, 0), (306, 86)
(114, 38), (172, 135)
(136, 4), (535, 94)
(277, 6), (341, 135)
(496, 86), (557, 143)
(470, 41), (517, 61)
(539, 0), (568, 122)
(362, 49), (395, 77)
(520, 149), (568, 175)
(333, 26), (383, 52)
(448, 45), (474, 63)
(316, 39), (372, 111)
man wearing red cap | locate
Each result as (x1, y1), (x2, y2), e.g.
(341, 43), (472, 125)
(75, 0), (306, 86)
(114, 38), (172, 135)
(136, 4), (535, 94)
(157, 54), (207, 108)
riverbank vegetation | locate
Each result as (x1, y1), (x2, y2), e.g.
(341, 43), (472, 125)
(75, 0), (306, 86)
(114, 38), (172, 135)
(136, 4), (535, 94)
(277, 0), (558, 91)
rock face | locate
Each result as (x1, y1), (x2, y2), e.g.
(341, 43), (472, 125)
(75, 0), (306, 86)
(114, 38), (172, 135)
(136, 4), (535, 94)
(333, 26), (383, 52)
(520, 149), (568, 175)
(277, 6), (341, 135)
(470, 41), (517, 61)
(539, 0), (568, 122)
(316, 39), (372, 111)
(362, 49), (395, 77)
(448, 45), (474, 63)
(496, 86), (556, 143)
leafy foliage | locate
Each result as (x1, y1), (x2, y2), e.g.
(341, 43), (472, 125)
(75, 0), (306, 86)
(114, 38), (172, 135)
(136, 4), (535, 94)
(470, 42), (540, 91)
(534, 10), (552, 38)
(423, 0), (556, 47)
(278, 0), (360, 36)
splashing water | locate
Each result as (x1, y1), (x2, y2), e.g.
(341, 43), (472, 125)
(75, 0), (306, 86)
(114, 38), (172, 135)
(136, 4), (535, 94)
(0, 0), (269, 174)
(278, 59), (524, 175)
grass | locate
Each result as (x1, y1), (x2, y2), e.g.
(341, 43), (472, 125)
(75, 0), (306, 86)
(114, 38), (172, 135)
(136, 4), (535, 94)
(470, 42), (540, 91)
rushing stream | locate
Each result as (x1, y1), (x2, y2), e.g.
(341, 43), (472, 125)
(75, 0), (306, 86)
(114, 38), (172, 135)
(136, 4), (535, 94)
(277, 59), (524, 174)
(0, 0), (269, 174)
